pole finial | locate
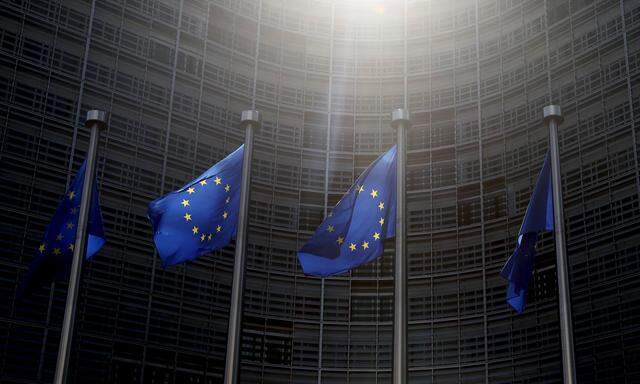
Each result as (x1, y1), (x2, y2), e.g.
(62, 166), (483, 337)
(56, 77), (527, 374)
(85, 110), (107, 129)
(391, 108), (410, 129)
(543, 105), (563, 125)
(241, 110), (261, 131)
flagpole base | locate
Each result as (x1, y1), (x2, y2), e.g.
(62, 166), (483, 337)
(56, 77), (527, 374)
(391, 108), (410, 129)
(241, 110), (261, 131)
(85, 110), (107, 129)
(543, 105), (563, 125)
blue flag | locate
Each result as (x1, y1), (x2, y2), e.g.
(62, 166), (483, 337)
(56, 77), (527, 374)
(148, 145), (244, 266)
(500, 152), (554, 313)
(298, 146), (397, 276)
(19, 160), (105, 297)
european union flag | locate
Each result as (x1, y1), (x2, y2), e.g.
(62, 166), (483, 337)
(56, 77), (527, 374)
(298, 146), (397, 276)
(19, 160), (105, 297)
(500, 152), (554, 313)
(148, 145), (244, 266)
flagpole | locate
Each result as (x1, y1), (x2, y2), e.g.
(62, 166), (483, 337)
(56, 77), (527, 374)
(54, 110), (106, 384)
(544, 105), (577, 384)
(391, 108), (409, 384)
(224, 109), (260, 384)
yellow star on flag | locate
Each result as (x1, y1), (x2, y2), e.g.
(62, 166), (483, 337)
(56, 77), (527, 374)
(68, 243), (74, 251)
(66, 222), (74, 230)
(200, 179), (207, 186)
(208, 233), (212, 241)
(187, 187), (195, 194)
(225, 197), (230, 204)
(200, 234), (206, 242)
(225, 184), (230, 192)
(184, 213), (192, 221)
(53, 248), (61, 255)
(378, 202), (384, 210)
(38, 244), (46, 253)
(362, 241), (369, 250)
(349, 243), (357, 251)
(327, 225), (335, 233)
(56, 233), (64, 241)
(370, 189), (378, 198)
(373, 232), (380, 240)
(192, 226), (199, 234)
(214, 176), (222, 185)
(337, 236), (345, 245)
(357, 185), (365, 193)
(216, 225), (222, 232)
(378, 218), (384, 226)
(223, 211), (228, 219)
(68, 191), (75, 200)
(181, 199), (190, 207)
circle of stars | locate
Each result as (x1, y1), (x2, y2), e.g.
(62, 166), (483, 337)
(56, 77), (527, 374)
(325, 184), (386, 255)
(181, 175), (231, 243)
(38, 191), (80, 258)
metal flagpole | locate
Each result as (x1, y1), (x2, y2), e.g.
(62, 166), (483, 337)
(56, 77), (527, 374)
(544, 105), (577, 384)
(224, 110), (260, 384)
(54, 110), (106, 384)
(391, 108), (410, 384)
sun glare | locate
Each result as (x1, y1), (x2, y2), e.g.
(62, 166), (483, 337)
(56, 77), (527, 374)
(372, 4), (385, 15)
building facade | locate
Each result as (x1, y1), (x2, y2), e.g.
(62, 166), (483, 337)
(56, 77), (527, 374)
(1, 0), (639, 383)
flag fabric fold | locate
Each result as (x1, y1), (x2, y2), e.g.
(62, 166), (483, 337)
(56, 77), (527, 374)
(500, 152), (554, 313)
(19, 160), (105, 297)
(148, 145), (244, 266)
(298, 145), (397, 276)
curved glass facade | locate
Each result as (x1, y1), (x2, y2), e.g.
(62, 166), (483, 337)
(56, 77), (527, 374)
(1, 0), (639, 383)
